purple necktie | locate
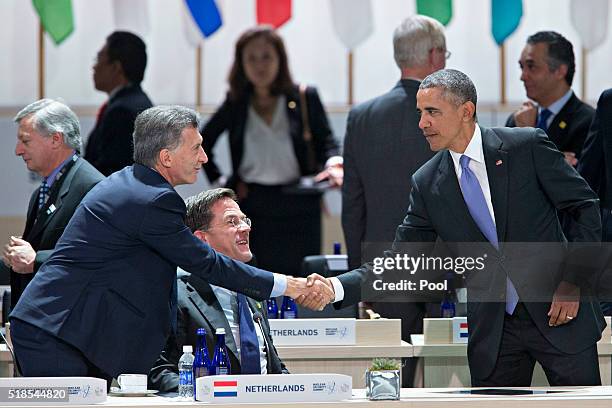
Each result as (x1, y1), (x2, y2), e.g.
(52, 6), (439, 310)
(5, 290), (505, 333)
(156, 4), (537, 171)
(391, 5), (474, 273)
(459, 155), (519, 314)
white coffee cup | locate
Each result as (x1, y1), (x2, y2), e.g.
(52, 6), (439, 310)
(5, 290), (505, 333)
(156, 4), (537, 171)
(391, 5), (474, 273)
(117, 374), (147, 393)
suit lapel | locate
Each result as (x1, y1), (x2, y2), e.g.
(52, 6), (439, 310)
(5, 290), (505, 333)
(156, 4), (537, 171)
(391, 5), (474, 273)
(481, 127), (508, 243)
(27, 158), (80, 241)
(434, 151), (486, 242)
(22, 191), (39, 239)
(185, 276), (240, 364)
(547, 93), (576, 146)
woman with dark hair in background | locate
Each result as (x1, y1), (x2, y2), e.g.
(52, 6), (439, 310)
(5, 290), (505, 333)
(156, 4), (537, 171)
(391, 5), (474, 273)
(202, 26), (342, 277)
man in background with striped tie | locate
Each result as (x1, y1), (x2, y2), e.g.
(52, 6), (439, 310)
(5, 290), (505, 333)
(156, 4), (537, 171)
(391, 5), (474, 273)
(2, 99), (103, 309)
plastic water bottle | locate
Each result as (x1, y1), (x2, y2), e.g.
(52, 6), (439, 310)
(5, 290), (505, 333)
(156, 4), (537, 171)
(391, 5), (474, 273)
(333, 241), (341, 255)
(281, 296), (298, 319)
(211, 328), (231, 375)
(178, 345), (194, 399)
(267, 298), (279, 319)
(440, 290), (456, 318)
(193, 328), (210, 399)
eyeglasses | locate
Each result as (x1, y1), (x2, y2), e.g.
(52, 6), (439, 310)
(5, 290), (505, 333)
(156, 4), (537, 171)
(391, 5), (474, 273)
(199, 215), (252, 232)
(227, 216), (252, 229)
(433, 48), (451, 60)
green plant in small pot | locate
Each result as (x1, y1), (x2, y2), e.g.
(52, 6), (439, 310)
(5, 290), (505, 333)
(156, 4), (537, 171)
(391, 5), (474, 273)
(366, 358), (401, 400)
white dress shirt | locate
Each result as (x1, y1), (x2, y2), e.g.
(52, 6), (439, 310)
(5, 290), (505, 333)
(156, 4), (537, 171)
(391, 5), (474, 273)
(239, 95), (301, 185)
(210, 284), (268, 374)
(331, 126), (495, 303)
(448, 125), (496, 224)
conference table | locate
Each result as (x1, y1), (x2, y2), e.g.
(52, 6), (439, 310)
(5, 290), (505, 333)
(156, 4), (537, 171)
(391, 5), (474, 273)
(411, 334), (612, 387)
(0, 319), (411, 389)
(272, 318), (412, 388)
(14, 386), (612, 407)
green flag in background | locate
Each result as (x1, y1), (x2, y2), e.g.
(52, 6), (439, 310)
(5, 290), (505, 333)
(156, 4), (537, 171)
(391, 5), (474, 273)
(491, 0), (523, 45)
(32, 0), (74, 45)
(416, 0), (452, 26)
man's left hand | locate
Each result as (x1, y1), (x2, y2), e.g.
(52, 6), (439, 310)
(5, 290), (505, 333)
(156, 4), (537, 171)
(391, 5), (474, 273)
(314, 163), (344, 188)
(4, 236), (36, 274)
(548, 281), (580, 326)
(563, 151), (578, 167)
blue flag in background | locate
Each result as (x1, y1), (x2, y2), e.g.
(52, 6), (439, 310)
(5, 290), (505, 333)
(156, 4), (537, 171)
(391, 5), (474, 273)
(185, 0), (222, 38)
(491, 0), (522, 45)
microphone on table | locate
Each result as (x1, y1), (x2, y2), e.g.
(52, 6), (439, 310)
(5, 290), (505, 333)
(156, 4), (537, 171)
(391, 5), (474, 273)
(252, 312), (272, 359)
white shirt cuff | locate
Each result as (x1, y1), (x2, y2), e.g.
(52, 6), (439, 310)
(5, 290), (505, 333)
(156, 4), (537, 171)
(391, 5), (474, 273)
(325, 156), (343, 168)
(271, 273), (287, 297)
(329, 277), (345, 302)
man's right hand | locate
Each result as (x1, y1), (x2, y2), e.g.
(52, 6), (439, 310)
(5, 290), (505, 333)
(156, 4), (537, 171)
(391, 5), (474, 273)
(284, 275), (334, 310)
(513, 101), (538, 127)
(294, 273), (336, 310)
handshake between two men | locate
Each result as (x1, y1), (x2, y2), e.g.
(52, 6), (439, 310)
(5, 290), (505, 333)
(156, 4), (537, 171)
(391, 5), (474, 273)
(284, 274), (336, 311)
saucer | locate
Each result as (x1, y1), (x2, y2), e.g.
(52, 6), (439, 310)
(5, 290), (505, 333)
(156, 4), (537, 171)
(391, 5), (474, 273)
(109, 387), (158, 397)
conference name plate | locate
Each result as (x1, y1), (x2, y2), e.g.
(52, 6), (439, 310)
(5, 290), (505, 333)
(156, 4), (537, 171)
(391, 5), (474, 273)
(268, 318), (356, 345)
(196, 373), (352, 403)
(0, 377), (106, 405)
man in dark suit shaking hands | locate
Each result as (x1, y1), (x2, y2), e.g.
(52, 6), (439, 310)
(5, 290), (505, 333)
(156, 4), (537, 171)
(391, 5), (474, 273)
(307, 69), (605, 386)
(10, 105), (333, 383)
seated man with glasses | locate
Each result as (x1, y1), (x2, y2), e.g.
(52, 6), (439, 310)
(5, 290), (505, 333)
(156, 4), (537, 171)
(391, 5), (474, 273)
(149, 188), (288, 391)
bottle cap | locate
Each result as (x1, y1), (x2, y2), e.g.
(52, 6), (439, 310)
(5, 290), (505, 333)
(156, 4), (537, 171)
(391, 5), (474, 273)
(215, 328), (225, 335)
(183, 345), (193, 352)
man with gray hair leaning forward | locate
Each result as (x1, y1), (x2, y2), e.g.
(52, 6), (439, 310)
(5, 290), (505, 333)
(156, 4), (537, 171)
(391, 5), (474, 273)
(9, 105), (333, 383)
(307, 69), (604, 386)
(2, 99), (103, 308)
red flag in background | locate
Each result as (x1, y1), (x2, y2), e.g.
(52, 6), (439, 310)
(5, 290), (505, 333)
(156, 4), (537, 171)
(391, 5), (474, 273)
(256, 0), (292, 28)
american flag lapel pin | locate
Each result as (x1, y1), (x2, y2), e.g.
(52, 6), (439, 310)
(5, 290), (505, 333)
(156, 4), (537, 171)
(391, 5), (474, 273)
(495, 160), (503, 166)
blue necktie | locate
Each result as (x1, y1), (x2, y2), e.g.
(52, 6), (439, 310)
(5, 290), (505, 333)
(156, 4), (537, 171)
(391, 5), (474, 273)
(38, 178), (49, 210)
(459, 155), (519, 314)
(536, 108), (552, 131)
(237, 293), (260, 374)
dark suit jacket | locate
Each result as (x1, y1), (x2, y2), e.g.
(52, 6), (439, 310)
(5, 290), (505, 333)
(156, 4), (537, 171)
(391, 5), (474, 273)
(342, 79), (434, 270)
(5, 157), (103, 308)
(149, 270), (288, 392)
(579, 88), (612, 209)
(336, 126), (605, 380)
(201, 86), (339, 185)
(84, 84), (153, 176)
(10, 164), (275, 378)
(505, 92), (594, 158)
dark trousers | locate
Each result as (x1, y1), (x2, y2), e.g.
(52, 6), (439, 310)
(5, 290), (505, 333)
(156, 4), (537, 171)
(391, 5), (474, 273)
(600, 209), (612, 314)
(11, 319), (112, 387)
(472, 303), (601, 387)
